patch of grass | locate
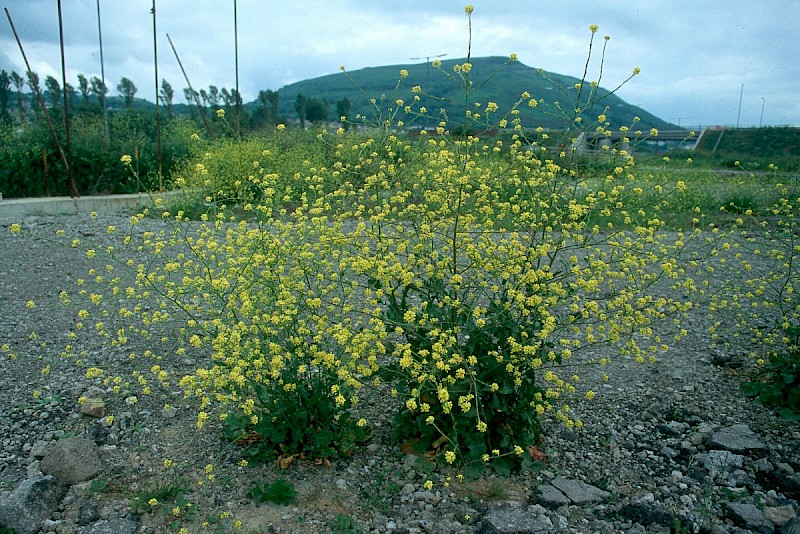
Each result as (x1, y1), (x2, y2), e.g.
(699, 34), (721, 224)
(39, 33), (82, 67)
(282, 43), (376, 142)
(89, 477), (108, 493)
(248, 478), (298, 505)
(328, 513), (364, 534)
(130, 475), (190, 513)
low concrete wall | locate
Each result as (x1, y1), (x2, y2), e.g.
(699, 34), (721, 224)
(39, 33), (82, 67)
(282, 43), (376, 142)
(0, 191), (185, 224)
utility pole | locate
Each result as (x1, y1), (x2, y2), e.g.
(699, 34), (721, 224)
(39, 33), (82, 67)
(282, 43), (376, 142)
(736, 83), (743, 128)
(234, 0), (240, 137)
(96, 0), (109, 144)
(152, 0), (162, 191)
(57, 0), (77, 197)
(409, 53), (446, 128)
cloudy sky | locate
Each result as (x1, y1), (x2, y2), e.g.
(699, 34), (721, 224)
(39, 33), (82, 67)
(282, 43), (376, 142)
(2, 1), (798, 129)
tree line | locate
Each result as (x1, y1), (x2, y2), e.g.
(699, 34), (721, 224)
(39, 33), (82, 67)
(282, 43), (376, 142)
(0, 67), (355, 199)
(1, 68), (352, 131)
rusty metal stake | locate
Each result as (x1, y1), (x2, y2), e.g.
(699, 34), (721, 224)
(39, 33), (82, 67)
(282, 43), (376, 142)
(167, 33), (214, 140)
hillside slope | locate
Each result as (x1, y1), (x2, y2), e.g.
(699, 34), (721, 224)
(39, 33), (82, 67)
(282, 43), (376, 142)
(269, 56), (677, 131)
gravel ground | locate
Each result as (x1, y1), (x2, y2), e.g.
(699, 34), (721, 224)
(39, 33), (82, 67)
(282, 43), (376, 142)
(1, 213), (798, 534)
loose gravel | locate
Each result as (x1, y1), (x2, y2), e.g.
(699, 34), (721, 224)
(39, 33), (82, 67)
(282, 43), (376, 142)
(1, 213), (798, 534)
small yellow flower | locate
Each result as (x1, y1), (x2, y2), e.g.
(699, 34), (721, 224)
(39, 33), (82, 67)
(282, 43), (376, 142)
(120, 154), (132, 164)
(510, 53), (518, 61)
(26, 300), (36, 309)
(215, 108), (225, 118)
(10, 223), (21, 234)
(277, 124), (286, 131)
(148, 498), (158, 507)
(464, 4), (474, 14)
(445, 450), (456, 464)
(589, 24), (599, 33)
(400, 69), (408, 78)
(423, 479), (433, 490)
(633, 67), (641, 75)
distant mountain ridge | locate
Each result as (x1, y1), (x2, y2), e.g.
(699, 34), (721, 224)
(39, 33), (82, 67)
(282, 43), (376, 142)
(269, 56), (678, 131)
(28, 56), (676, 131)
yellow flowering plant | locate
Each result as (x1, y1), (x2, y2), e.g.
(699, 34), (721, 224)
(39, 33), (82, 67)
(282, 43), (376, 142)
(710, 171), (800, 419)
(317, 14), (703, 475)
(49, 6), (712, 479)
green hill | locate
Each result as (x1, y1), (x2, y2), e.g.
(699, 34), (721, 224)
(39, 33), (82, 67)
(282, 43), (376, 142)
(267, 56), (677, 131)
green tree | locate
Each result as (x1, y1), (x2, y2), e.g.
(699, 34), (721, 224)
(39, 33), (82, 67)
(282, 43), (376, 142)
(294, 93), (307, 128)
(65, 82), (76, 110)
(220, 87), (233, 118)
(199, 89), (209, 111)
(77, 73), (90, 103)
(44, 75), (61, 108)
(252, 89), (279, 129)
(117, 77), (137, 109)
(264, 89), (279, 122)
(26, 71), (40, 100)
(10, 70), (25, 122)
(305, 97), (328, 124)
(183, 87), (197, 118)
(336, 97), (351, 129)
(90, 76), (108, 105)
(207, 85), (220, 109)
(0, 70), (10, 123)
(159, 78), (174, 117)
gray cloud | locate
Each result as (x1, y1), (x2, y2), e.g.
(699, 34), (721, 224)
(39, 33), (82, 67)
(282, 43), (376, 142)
(1, 0), (797, 126)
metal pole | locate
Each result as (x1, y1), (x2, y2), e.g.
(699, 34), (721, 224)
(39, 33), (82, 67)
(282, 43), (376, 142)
(96, 0), (109, 144)
(234, 0), (240, 136)
(5, 7), (78, 197)
(736, 83), (743, 128)
(152, 0), (162, 190)
(167, 33), (214, 139)
(57, 0), (77, 197)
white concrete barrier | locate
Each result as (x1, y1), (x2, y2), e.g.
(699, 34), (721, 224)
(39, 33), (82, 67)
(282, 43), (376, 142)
(0, 191), (186, 224)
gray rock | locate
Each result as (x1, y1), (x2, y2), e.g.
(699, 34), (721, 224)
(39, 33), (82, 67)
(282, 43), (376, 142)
(480, 506), (554, 534)
(618, 502), (676, 527)
(77, 500), (101, 526)
(782, 517), (800, 534)
(77, 517), (139, 534)
(697, 450), (745, 471)
(550, 477), (610, 505)
(725, 502), (774, 534)
(29, 440), (53, 459)
(80, 397), (105, 418)
(709, 424), (766, 453)
(763, 504), (795, 527)
(532, 484), (571, 508)
(753, 457), (774, 472)
(0, 474), (67, 534)
(39, 437), (103, 486)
